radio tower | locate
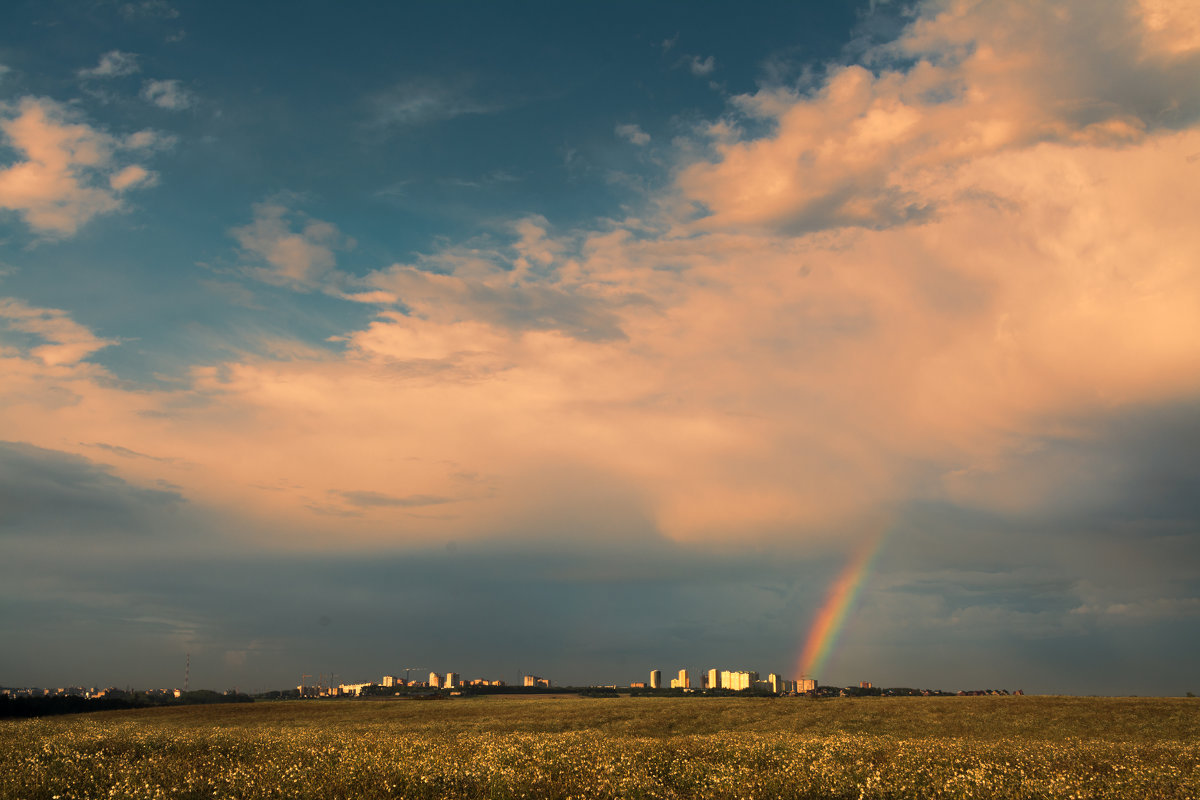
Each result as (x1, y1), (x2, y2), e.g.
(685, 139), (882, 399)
(184, 653), (190, 692)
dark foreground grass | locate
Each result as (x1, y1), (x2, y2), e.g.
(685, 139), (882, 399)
(3, 696), (1198, 799)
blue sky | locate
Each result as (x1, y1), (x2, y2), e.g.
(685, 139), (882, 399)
(2, 1), (869, 376)
(2, 0), (1199, 695)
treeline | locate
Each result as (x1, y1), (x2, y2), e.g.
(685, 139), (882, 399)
(0, 690), (253, 719)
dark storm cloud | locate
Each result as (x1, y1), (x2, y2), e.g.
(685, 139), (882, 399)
(1075, 401), (1200, 524)
(831, 400), (1200, 694)
(0, 542), (831, 692)
(0, 441), (182, 535)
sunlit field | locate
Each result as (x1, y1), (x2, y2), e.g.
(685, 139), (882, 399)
(3, 696), (1198, 799)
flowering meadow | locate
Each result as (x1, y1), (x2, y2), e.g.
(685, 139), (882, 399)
(2, 696), (1197, 799)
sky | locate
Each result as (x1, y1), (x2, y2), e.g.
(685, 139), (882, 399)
(1, 0), (1199, 696)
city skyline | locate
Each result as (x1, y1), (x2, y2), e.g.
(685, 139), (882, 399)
(2, 645), (1037, 698)
(0, 662), (1004, 698)
(0, 646), (1173, 699)
(2, 0), (1199, 697)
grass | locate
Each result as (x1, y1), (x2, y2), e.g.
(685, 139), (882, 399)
(2, 695), (1198, 799)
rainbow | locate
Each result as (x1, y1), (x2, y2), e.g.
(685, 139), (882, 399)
(796, 530), (886, 681)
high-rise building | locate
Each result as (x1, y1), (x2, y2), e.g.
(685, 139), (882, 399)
(429, 672), (441, 688)
(768, 673), (781, 694)
(382, 675), (396, 688)
(798, 678), (817, 692)
(650, 669), (662, 689)
(707, 668), (721, 690)
(446, 672), (459, 689)
(720, 670), (759, 691)
(677, 669), (690, 689)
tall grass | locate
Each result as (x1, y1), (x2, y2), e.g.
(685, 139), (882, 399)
(3, 696), (1197, 799)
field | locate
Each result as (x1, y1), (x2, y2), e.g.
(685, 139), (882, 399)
(2, 695), (1198, 799)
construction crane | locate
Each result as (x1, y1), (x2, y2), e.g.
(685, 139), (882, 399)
(300, 674), (312, 697)
(403, 667), (424, 683)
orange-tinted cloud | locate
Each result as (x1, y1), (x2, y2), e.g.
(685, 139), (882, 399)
(231, 201), (351, 288)
(0, 298), (118, 365)
(0, 98), (162, 235)
(677, 0), (1198, 236)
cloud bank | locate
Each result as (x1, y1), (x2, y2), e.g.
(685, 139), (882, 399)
(2, 0), (1199, 551)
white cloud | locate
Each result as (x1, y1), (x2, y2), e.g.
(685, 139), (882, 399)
(687, 55), (716, 76)
(119, 0), (179, 20)
(0, 97), (160, 235)
(140, 79), (195, 110)
(370, 79), (500, 128)
(78, 51), (140, 79)
(615, 123), (650, 146)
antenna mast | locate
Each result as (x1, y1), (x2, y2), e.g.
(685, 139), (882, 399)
(184, 653), (190, 692)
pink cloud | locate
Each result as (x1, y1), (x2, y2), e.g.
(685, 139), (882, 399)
(1137, 0), (1200, 55)
(0, 298), (117, 365)
(676, 0), (1198, 236)
(231, 202), (351, 288)
(0, 98), (160, 235)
